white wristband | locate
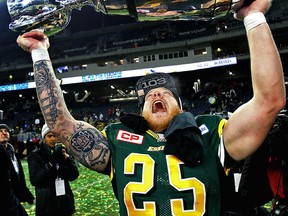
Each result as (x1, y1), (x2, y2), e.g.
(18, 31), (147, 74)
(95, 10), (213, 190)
(31, 48), (50, 63)
(244, 12), (266, 33)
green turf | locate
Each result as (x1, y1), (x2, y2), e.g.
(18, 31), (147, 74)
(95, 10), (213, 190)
(21, 159), (120, 216)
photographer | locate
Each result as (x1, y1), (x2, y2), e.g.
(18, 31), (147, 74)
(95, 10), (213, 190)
(224, 113), (288, 216)
(27, 124), (79, 216)
(266, 113), (288, 215)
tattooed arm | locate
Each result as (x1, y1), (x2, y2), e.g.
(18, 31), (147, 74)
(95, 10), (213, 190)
(17, 31), (110, 173)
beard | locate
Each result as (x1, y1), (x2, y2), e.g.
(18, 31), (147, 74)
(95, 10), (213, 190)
(143, 106), (181, 132)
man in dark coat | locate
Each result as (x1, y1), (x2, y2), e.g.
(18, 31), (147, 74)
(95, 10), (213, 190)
(0, 123), (35, 216)
(28, 124), (79, 216)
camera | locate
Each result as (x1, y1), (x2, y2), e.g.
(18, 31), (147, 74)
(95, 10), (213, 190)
(54, 142), (65, 152)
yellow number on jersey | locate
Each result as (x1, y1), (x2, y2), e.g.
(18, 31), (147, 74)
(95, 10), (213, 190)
(123, 153), (206, 215)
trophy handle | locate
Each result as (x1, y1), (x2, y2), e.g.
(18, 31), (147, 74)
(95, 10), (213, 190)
(232, 0), (254, 12)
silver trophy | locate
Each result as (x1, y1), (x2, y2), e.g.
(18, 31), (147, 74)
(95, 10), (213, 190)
(7, 0), (253, 36)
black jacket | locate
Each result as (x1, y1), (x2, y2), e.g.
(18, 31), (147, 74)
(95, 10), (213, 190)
(0, 143), (34, 216)
(28, 142), (79, 216)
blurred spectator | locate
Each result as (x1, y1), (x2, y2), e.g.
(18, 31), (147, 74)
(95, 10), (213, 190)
(0, 123), (34, 216)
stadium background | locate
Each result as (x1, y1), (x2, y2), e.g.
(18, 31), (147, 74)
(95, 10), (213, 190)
(0, 0), (288, 215)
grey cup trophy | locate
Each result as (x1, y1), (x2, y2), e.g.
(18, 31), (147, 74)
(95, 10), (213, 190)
(7, 0), (253, 37)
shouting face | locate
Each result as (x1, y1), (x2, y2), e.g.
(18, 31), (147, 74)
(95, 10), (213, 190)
(142, 87), (181, 132)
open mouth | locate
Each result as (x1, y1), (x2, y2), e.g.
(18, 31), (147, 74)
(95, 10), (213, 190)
(152, 100), (166, 113)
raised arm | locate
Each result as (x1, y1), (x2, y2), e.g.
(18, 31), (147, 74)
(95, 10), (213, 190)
(224, 0), (286, 161)
(17, 31), (110, 172)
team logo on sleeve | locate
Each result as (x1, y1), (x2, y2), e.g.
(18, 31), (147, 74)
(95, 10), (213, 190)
(116, 130), (144, 144)
(199, 124), (209, 135)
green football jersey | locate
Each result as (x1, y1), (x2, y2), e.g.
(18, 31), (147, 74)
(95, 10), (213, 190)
(104, 114), (226, 216)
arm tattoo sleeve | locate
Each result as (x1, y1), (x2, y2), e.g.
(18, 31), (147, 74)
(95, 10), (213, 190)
(34, 60), (62, 128)
(34, 60), (110, 172)
(71, 126), (110, 170)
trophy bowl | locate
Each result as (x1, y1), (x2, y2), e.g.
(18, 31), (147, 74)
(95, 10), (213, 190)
(7, 0), (252, 37)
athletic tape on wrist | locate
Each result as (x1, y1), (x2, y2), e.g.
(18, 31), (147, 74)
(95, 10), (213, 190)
(31, 48), (50, 63)
(244, 12), (266, 33)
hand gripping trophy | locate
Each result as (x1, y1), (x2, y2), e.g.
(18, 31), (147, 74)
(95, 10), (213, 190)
(7, 0), (253, 36)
